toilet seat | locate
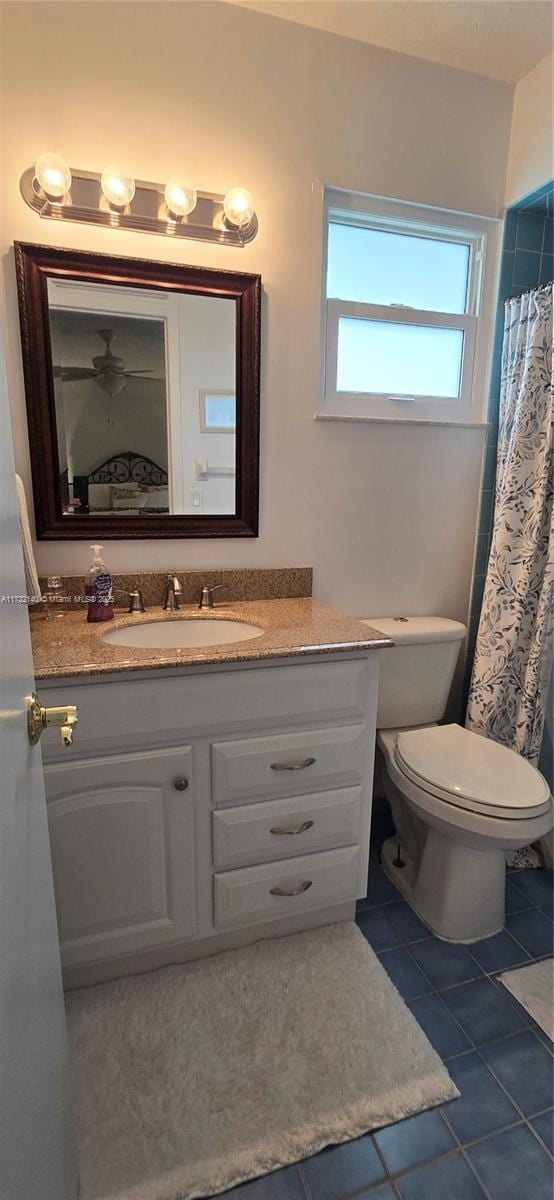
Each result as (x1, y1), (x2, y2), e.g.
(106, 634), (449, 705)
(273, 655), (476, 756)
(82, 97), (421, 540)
(395, 724), (551, 820)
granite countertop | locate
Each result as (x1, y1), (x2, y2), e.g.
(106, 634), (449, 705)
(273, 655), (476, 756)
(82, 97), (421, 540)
(30, 598), (392, 680)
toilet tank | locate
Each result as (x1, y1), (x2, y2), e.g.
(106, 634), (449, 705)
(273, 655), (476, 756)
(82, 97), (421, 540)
(362, 616), (466, 729)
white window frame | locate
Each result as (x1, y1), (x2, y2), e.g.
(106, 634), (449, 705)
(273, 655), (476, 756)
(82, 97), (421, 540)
(319, 189), (501, 426)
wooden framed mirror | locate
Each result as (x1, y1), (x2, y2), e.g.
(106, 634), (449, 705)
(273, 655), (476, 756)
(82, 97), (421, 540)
(15, 242), (260, 539)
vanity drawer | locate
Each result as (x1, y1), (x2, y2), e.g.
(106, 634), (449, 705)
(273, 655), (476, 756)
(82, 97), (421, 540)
(213, 845), (359, 929)
(211, 723), (366, 807)
(212, 786), (361, 869)
(40, 658), (371, 759)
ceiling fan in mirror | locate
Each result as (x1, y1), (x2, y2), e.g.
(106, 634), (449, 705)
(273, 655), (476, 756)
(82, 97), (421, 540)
(53, 328), (158, 397)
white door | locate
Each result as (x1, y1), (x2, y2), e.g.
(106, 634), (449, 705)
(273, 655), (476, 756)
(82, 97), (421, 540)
(0, 341), (78, 1197)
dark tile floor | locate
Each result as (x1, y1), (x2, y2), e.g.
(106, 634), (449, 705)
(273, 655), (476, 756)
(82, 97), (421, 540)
(212, 820), (553, 1200)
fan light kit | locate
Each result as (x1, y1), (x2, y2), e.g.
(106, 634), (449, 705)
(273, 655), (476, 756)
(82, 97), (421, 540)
(21, 156), (258, 246)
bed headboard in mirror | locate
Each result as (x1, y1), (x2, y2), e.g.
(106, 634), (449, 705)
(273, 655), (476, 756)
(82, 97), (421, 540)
(15, 242), (261, 539)
(71, 450), (169, 516)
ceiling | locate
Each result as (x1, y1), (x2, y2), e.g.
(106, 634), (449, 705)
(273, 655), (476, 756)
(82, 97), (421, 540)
(226, 1), (553, 83)
(49, 311), (167, 379)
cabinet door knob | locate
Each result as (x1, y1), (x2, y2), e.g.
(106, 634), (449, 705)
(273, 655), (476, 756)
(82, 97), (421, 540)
(173, 777), (189, 791)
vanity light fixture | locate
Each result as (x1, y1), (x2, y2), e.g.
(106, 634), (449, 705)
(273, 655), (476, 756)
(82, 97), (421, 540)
(34, 154), (72, 201)
(164, 175), (197, 219)
(22, 159), (258, 246)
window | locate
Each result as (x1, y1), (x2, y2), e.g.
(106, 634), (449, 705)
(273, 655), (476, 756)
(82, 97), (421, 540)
(320, 190), (500, 424)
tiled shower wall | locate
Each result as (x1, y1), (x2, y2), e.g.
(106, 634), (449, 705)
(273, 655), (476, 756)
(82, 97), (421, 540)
(463, 180), (554, 701)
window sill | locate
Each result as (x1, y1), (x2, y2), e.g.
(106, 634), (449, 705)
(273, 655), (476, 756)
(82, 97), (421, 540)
(314, 413), (491, 430)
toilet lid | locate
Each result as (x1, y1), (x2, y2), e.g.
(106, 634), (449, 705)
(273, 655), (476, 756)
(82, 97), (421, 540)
(395, 724), (551, 819)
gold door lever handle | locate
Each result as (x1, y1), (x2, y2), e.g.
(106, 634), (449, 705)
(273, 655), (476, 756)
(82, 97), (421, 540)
(27, 693), (78, 747)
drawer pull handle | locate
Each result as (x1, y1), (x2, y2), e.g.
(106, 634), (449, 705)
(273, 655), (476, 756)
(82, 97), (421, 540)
(270, 880), (313, 897)
(270, 756), (316, 772)
(270, 820), (315, 836)
(173, 777), (189, 791)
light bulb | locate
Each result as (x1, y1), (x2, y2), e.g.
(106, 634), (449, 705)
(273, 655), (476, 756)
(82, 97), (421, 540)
(34, 153), (71, 200)
(101, 165), (135, 208)
(223, 187), (254, 229)
(164, 175), (197, 218)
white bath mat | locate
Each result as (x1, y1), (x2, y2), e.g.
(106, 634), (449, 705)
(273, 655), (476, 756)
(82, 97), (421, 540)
(500, 958), (554, 1040)
(66, 921), (458, 1200)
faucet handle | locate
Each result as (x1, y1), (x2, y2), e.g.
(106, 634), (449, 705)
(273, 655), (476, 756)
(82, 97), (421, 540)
(128, 589), (145, 613)
(199, 584), (225, 610)
(113, 588), (146, 614)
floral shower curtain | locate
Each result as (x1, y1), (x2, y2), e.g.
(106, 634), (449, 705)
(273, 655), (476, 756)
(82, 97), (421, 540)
(466, 283), (553, 766)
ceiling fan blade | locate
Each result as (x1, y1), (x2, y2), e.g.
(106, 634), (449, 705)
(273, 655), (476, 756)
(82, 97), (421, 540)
(123, 369), (156, 376)
(59, 367), (98, 381)
(123, 374), (165, 383)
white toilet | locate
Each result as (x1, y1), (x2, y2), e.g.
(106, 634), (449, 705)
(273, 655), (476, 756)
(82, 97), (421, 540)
(363, 616), (553, 943)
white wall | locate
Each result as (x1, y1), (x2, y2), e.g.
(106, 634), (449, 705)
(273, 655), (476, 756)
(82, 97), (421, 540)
(0, 1), (512, 621)
(59, 379), (168, 479)
(505, 52), (553, 205)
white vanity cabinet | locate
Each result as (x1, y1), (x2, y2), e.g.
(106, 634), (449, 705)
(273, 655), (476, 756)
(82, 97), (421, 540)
(39, 653), (379, 982)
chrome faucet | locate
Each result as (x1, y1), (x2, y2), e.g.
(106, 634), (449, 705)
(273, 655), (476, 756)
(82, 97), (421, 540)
(163, 574), (182, 611)
(198, 584), (225, 610)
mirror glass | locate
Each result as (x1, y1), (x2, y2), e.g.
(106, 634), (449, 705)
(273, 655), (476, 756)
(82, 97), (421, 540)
(46, 278), (236, 517)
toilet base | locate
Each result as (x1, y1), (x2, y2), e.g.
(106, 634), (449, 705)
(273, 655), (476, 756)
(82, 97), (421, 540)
(381, 833), (505, 943)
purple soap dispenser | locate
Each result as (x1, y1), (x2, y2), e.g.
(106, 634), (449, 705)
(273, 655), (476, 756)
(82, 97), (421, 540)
(85, 544), (114, 623)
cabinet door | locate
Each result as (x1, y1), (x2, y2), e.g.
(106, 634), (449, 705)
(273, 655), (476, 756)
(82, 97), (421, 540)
(44, 747), (195, 967)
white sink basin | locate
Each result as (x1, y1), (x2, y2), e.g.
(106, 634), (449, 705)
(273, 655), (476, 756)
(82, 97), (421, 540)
(103, 617), (265, 649)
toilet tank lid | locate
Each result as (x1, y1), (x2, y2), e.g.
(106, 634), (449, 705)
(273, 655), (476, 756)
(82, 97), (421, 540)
(361, 616), (466, 645)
